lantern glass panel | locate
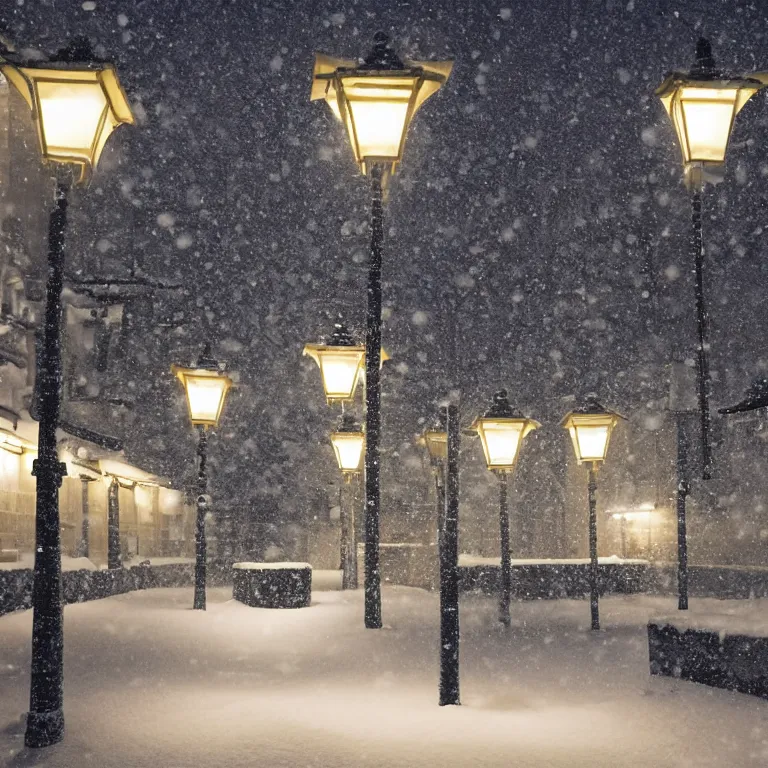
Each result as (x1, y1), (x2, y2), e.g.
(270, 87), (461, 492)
(331, 431), (365, 472)
(678, 87), (738, 162)
(424, 430), (447, 461)
(569, 424), (610, 463)
(184, 374), (229, 425)
(318, 349), (365, 401)
(37, 79), (108, 156)
(340, 76), (417, 161)
(478, 420), (524, 469)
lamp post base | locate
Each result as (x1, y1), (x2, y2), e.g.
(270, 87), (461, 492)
(25, 708), (64, 748)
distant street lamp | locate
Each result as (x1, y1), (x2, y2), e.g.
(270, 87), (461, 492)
(330, 412), (365, 589)
(656, 38), (766, 480)
(172, 345), (233, 611)
(311, 35), (451, 629)
(471, 390), (539, 626)
(561, 398), (623, 631)
(417, 412), (448, 545)
(0, 38), (134, 749)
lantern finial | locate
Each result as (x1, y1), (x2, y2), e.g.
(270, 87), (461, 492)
(691, 37), (717, 78)
(361, 33), (404, 70)
(196, 343), (219, 370)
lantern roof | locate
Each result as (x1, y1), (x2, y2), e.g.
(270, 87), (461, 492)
(656, 36), (768, 95)
(193, 343), (223, 372)
(559, 396), (625, 424)
(719, 378), (768, 415)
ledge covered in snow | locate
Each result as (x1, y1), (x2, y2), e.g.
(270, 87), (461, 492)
(232, 562), (312, 571)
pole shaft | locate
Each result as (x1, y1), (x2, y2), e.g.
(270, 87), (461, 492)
(107, 478), (121, 570)
(498, 472), (511, 626)
(435, 463), (446, 550)
(588, 464), (600, 631)
(341, 478), (357, 589)
(364, 165), (383, 629)
(193, 428), (208, 610)
(692, 189), (712, 479)
(79, 478), (90, 559)
(439, 405), (460, 706)
(26, 180), (69, 748)
(676, 414), (690, 610)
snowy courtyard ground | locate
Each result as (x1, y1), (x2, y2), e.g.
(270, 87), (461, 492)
(2, 582), (768, 767)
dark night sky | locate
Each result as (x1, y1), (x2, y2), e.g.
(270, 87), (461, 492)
(3, 0), (768, 555)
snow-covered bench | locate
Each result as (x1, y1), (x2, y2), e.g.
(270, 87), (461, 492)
(648, 613), (768, 699)
(232, 562), (312, 609)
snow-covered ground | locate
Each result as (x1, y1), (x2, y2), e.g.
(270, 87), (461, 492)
(2, 587), (768, 767)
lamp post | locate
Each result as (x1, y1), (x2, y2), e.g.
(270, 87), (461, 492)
(311, 35), (451, 629)
(471, 390), (540, 626)
(561, 399), (623, 631)
(656, 38), (766, 480)
(172, 345), (233, 611)
(330, 412), (365, 589)
(106, 475), (121, 569)
(417, 413), (448, 545)
(0, 38), (134, 748)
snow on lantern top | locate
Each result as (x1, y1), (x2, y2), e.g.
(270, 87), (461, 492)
(560, 398), (624, 467)
(656, 38), (767, 188)
(470, 390), (540, 473)
(172, 345), (233, 429)
(0, 37), (134, 185)
(311, 33), (452, 176)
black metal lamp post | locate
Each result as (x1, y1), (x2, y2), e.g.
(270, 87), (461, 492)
(439, 404), (461, 706)
(0, 40), (134, 749)
(656, 39), (767, 480)
(330, 412), (365, 589)
(311, 36), (451, 629)
(471, 390), (540, 626)
(561, 399), (623, 631)
(669, 360), (699, 610)
(172, 346), (233, 611)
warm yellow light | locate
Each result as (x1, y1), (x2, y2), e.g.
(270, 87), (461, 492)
(0, 51), (134, 184)
(331, 429), (365, 474)
(303, 343), (390, 403)
(471, 391), (540, 473)
(655, 39), (765, 183)
(561, 406), (622, 465)
(311, 39), (452, 174)
(422, 429), (447, 461)
(303, 344), (365, 403)
(658, 82), (759, 166)
(172, 365), (233, 428)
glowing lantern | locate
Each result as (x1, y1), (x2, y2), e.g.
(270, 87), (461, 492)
(0, 37), (134, 184)
(172, 346), (233, 429)
(471, 390), (540, 472)
(656, 38), (766, 187)
(560, 398), (623, 466)
(330, 413), (365, 475)
(303, 321), (388, 403)
(311, 33), (452, 175)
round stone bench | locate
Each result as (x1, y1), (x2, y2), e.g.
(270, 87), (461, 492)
(232, 562), (312, 609)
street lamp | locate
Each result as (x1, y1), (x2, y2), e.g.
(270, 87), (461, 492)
(471, 390), (539, 626)
(0, 37), (134, 749)
(312, 35), (451, 629)
(330, 412), (365, 589)
(656, 38), (766, 480)
(172, 345), (233, 611)
(561, 398), (623, 631)
(417, 412), (448, 545)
